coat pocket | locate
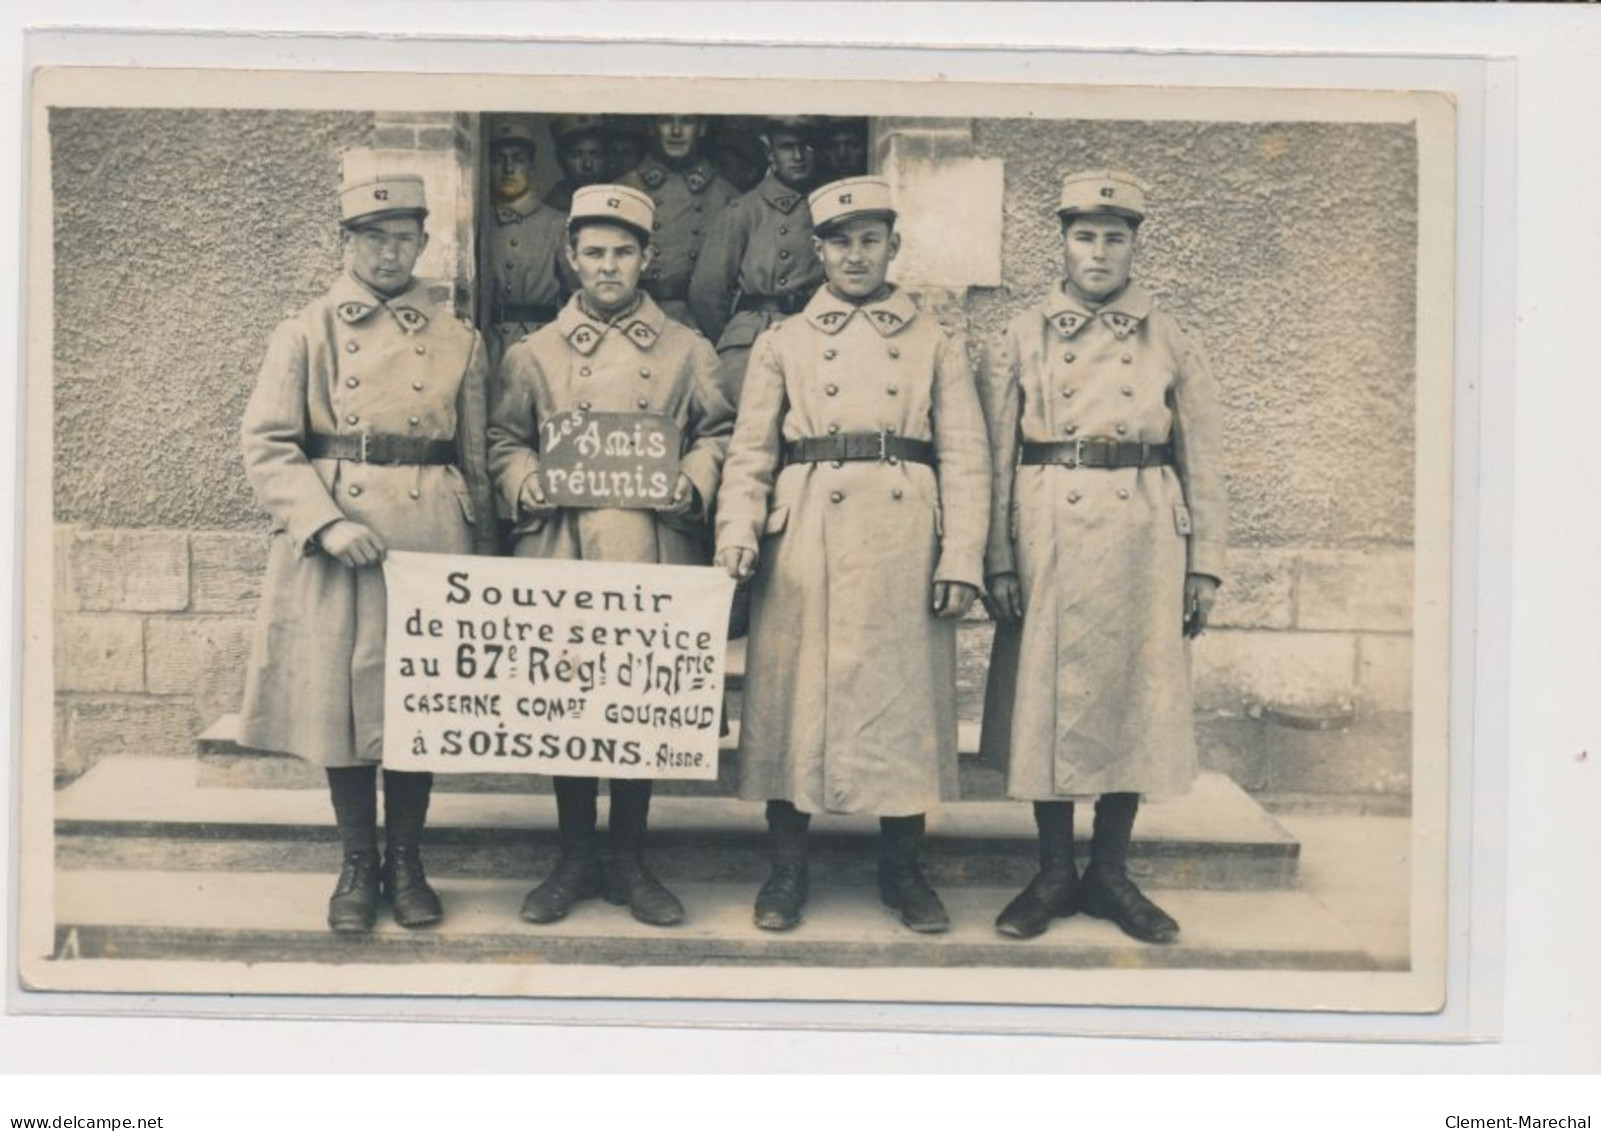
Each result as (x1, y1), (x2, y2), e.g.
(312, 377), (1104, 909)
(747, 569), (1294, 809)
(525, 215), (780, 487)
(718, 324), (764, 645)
(1173, 503), (1193, 537)
(762, 505), (789, 537)
(455, 491), (478, 527)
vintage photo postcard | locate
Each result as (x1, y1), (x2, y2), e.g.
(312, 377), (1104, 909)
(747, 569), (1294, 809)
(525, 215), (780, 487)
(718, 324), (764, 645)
(17, 64), (1456, 1017)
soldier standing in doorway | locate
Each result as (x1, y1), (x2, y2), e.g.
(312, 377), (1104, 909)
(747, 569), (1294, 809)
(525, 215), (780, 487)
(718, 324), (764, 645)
(543, 115), (610, 213)
(978, 171), (1227, 944)
(237, 169), (495, 934)
(819, 118), (869, 180)
(620, 114), (741, 334)
(604, 114), (650, 181)
(484, 119), (573, 368)
(688, 116), (827, 403)
(489, 184), (735, 928)
(715, 177), (990, 934)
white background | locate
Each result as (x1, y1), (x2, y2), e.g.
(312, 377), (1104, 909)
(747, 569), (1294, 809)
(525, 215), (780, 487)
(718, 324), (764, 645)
(2, 0), (1597, 1112)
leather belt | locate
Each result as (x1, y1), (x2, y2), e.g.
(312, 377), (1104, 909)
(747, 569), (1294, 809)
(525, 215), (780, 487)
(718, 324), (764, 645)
(784, 432), (936, 467)
(1020, 439), (1173, 470)
(495, 302), (559, 324)
(734, 290), (814, 316)
(305, 433), (459, 466)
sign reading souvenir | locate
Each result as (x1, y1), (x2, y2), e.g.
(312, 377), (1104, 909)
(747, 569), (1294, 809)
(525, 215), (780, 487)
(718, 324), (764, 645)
(536, 409), (682, 509)
(382, 551), (734, 780)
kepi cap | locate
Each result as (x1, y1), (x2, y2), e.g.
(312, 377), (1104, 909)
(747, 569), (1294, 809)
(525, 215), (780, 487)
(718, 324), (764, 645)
(808, 176), (895, 235)
(762, 115), (825, 140)
(551, 114), (607, 145)
(567, 183), (655, 243)
(340, 172), (428, 227)
(1057, 169), (1150, 223)
(490, 119), (537, 150)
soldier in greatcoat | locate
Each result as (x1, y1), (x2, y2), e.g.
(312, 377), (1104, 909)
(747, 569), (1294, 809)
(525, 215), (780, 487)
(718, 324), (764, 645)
(978, 171), (1227, 944)
(543, 114), (610, 213)
(484, 119), (573, 368)
(488, 184), (735, 927)
(620, 114), (741, 334)
(715, 177), (990, 934)
(238, 170), (495, 933)
(687, 116), (827, 404)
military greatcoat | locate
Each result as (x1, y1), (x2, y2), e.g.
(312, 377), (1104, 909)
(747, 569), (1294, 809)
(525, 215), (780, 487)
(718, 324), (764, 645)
(716, 287), (990, 817)
(488, 293), (734, 566)
(977, 280), (1226, 799)
(620, 155), (740, 333)
(238, 272), (495, 767)
(484, 193), (573, 368)
(687, 173), (824, 394)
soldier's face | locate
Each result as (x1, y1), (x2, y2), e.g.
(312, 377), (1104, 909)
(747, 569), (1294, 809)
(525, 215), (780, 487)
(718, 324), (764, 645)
(1062, 214), (1136, 303)
(559, 136), (607, 185)
(655, 116), (705, 163)
(824, 131), (867, 178)
(815, 217), (899, 300)
(347, 217), (428, 296)
(765, 130), (817, 189)
(566, 223), (651, 313)
(492, 143), (534, 204)
(608, 135), (645, 179)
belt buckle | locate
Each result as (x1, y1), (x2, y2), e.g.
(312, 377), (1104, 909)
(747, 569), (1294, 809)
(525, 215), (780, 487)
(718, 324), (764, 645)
(359, 432), (371, 464)
(1065, 437), (1086, 469)
(876, 429), (890, 462)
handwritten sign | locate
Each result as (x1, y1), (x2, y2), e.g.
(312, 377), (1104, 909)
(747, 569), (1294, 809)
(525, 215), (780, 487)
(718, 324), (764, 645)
(382, 551), (733, 780)
(537, 409), (681, 509)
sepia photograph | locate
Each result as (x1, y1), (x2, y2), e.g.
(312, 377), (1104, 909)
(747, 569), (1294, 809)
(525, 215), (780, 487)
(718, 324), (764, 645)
(17, 64), (1455, 1015)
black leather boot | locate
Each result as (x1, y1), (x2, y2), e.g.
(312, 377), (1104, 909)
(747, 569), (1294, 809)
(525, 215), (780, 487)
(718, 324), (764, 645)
(382, 769), (442, 928)
(996, 801), (1078, 939)
(605, 780), (685, 927)
(326, 766), (380, 933)
(1078, 792), (1179, 944)
(878, 814), (950, 934)
(522, 777), (602, 924)
(754, 800), (810, 931)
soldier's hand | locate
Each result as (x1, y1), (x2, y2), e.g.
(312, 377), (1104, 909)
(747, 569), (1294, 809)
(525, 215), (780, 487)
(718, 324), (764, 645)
(659, 474), (698, 519)
(933, 581), (979, 619)
(517, 476), (558, 521)
(983, 572), (1024, 623)
(317, 520), (387, 568)
(1184, 573), (1221, 638)
(716, 546), (757, 582)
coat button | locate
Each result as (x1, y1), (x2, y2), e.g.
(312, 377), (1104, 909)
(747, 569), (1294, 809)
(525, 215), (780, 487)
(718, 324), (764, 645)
(345, 341), (359, 353)
(779, 226), (789, 235)
(1064, 352), (1076, 363)
(1061, 387), (1073, 398)
(639, 368), (651, 379)
(830, 491), (843, 504)
(1121, 385), (1134, 396)
(1115, 423), (1128, 435)
(886, 385), (898, 396)
(409, 489), (422, 500)
(636, 397), (649, 409)
(824, 349), (837, 360)
(827, 423), (840, 435)
(779, 250), (790, 260)
(503, 281), (513, 292)
(888, 347), (900, 359)
(580, 401), (593, 411)
(1121, 353), (1133, 364)
(1117, 488), (1130, 500)
(580, 367), (592, 377)
(346, 377), (359, 389)
(510, 238), (519, 247)
(412, 381), (424, 392)
(825, 384), (839, 396)
(892, 489), (903, 500)
(346, 414), (359, 425)
(777, 275), (788, 287)
(652, 221), (662, 230)
(348, 485), (362, 497)
(1063, 423), (1078, 435)
(409, 416), (421, 426)
(1067, 491), (1081, 504)
(415, 345), (426, 355)
(831, 460), (843, 469)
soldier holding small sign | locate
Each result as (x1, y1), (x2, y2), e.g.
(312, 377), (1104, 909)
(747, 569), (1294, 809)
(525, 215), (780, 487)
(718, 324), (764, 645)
(488, 183), (735, 928)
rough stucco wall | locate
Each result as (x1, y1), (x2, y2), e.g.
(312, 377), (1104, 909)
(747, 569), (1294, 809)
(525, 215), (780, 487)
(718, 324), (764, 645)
(52, 108), (374, 530)
(969, 120), (1417, 548)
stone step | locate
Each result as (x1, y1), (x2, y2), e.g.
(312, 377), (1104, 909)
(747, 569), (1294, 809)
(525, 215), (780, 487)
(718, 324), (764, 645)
(47, 870), (1381, 971)
(56, 757), (1300, 891)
